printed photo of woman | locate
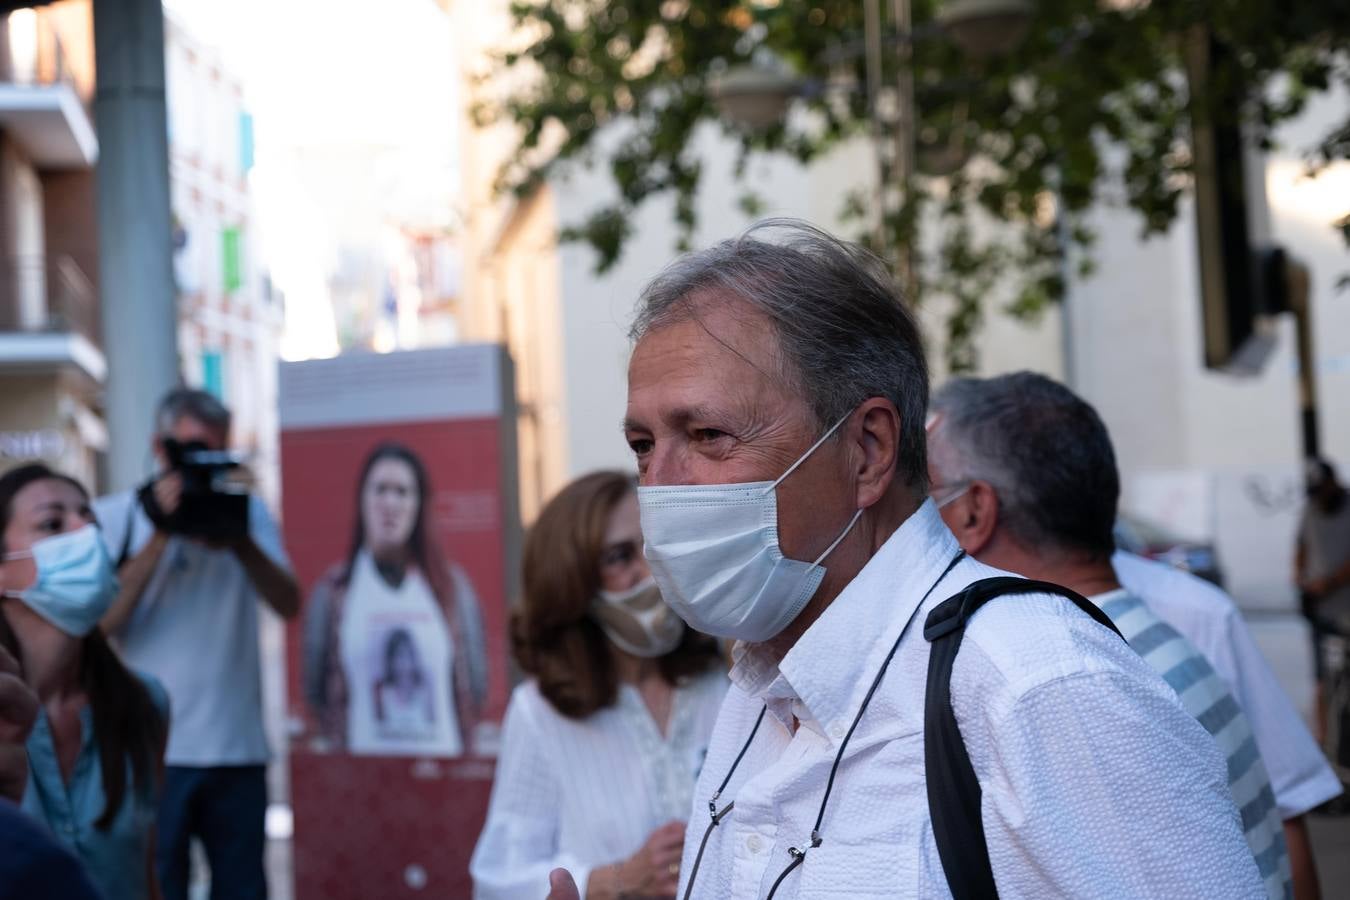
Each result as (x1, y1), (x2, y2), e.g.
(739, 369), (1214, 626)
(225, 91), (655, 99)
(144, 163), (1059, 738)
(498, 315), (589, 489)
(302, 443), (488, 757)
(372, 627), (435, 740)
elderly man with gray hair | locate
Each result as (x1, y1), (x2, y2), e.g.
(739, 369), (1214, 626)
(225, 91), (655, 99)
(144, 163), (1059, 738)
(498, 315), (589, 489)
(547, 220), (1262, 900)
(927, 371), (1293, 900)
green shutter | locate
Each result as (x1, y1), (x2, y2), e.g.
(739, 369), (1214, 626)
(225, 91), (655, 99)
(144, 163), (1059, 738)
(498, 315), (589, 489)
(222, 228), (242, 293)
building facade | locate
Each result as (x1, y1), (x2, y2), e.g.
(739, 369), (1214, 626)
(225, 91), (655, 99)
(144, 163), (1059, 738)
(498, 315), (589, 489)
(165, 11), (283, 502)
(0, 2), (102, 486)
(0, 2), (283, 499)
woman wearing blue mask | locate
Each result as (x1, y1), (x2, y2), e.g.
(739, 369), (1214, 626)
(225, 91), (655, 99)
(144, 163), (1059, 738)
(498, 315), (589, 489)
(0, 463), (168, 900)
(471, 471), (727, 900)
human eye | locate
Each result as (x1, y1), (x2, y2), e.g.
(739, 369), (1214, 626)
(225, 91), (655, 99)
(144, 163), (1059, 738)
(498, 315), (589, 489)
(601, 541), (639, 569)
(626, 434), (654, 458)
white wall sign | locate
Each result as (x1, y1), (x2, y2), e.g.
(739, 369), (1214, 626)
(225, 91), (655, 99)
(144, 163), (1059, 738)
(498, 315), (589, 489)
(0, 429), (65, 459)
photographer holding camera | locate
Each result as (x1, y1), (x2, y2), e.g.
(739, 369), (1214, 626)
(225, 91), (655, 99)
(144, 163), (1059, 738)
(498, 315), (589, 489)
(96, 388), (299, 900)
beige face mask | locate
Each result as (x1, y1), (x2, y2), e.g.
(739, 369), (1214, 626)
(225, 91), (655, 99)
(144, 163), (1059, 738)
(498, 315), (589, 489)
(592, 577), (687, 658)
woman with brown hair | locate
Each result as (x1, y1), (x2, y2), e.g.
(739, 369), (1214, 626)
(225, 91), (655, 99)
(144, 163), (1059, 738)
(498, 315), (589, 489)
(303, 442), (487, 756)
(471, 471), (726, 900)
(0, 463), (168, 900)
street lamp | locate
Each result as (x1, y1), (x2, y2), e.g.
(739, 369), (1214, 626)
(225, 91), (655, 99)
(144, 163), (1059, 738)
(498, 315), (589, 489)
(709, 58), (801, 132)
(937, 0), (1033, 60)
(709, 0), (1032, 133)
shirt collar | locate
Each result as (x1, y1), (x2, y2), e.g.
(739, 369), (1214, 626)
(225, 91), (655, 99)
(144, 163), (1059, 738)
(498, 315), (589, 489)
(1088, 587), (1131, 606)
(732, 500), (963, 745)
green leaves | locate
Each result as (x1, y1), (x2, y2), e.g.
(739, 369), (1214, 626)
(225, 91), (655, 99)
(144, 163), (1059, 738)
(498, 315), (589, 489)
(491, 0), (1349, 370)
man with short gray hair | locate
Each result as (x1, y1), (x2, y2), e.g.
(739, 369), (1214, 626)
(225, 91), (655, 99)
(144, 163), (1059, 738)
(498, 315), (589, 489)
(548, 221), (1263, 899)
(928, 371), (1291, 899)
(96, 387), (299, 900)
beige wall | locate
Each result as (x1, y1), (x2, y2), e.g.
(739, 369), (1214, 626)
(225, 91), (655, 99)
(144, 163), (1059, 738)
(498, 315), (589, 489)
(452, 0), (568, 522)
(0, 374), (98, 486)
(477, 189), (567, 523)
(39, 1), (95, 100)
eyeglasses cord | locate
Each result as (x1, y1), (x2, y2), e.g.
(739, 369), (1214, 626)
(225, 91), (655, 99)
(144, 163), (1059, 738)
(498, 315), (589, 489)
(681, 550), (967, 899)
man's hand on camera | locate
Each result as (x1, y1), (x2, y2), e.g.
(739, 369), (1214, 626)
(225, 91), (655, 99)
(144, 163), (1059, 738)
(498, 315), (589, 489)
(205, 533), (254, 555)
(152, 472), (184, 526)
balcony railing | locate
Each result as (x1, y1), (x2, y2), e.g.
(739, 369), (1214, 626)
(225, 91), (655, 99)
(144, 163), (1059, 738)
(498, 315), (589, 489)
(0, 253), (99, 346)
(0, 9), (76, 88)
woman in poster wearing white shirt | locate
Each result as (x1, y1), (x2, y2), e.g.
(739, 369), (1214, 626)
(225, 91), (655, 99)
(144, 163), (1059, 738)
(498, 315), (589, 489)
(471, 471), (727, 900)
(303, 443), (487, 757)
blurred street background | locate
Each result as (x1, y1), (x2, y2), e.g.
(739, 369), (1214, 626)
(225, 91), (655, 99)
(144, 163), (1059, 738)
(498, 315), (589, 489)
(0, 0), (1344, 897)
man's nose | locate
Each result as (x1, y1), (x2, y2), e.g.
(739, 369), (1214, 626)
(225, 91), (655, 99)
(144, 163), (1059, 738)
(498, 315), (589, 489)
(642, 443), (691, 487)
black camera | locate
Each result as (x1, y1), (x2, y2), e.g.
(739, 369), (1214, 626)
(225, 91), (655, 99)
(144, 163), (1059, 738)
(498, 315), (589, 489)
(139, 438), (250, 542)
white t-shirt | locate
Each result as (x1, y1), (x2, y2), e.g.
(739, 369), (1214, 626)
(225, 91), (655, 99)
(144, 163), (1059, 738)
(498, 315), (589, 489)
(94, 489), (292, 767)
(1114, 551), (1343, 818)
(339, 551), (461, 757)
(471, 669), (728, 900)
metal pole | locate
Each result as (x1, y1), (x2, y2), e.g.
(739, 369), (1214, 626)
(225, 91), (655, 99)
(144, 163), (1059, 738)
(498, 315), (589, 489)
(93, 0), (179, 491)
(1288, 263), (1319, 459)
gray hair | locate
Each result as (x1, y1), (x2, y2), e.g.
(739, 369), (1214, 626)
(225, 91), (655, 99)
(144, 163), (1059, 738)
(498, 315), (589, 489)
(156, 387), (231, 436)
(931, 372), (1119, 559)
(630, 219), (930, 492)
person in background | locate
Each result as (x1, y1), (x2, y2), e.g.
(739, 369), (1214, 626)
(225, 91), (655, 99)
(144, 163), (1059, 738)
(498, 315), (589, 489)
(1114, 552), (1341, 899)
(0, 463), (169, 900)
(928, 373), (1293, 899)
(2, 641), (102, 900)
(1298, 460), (1350, 685)
(96, 389), (300, 900)
(303, 442), (487, 756)
(553, 221), (1263, 900)
(0, 644), (35, 805)
(1299, 459), (1350, 631)
(472, 471), (726, 900)
(0, 794), (104, 900)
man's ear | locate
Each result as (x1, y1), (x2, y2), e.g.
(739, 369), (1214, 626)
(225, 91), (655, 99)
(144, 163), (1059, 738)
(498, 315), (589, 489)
(949, 480), (1000, 556)
(850, 398), (900, 510)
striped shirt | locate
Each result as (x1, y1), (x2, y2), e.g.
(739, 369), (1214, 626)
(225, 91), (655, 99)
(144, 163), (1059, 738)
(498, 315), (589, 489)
(1094, 590), (1291, 900)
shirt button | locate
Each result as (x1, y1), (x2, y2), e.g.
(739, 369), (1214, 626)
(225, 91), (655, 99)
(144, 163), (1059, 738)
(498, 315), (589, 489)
(746, 834), (763, 853)
(828, 722), (846, 741)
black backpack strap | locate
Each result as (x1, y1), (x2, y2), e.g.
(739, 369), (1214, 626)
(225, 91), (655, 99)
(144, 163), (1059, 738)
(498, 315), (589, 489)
(117, 487), (147, 570)
(923, 577), (1125, 900)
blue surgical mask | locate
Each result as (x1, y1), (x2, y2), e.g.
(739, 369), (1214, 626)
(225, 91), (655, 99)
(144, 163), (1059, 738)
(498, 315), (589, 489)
(3, 525), (118, 637)
(638, 414), (862, 643)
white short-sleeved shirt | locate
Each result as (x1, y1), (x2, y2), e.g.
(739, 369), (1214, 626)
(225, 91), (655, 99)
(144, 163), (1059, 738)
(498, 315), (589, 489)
(1113, 551), (1343, 818)
(678, 502), (1263, 899)
(95, 489), (292, 766)
(471, 668), (728, 900)
(340, 551), (460, 757)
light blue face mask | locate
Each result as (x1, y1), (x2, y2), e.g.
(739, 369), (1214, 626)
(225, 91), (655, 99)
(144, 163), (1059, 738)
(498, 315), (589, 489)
(638, 414), (862, 643)
(3, 524), (119, 637)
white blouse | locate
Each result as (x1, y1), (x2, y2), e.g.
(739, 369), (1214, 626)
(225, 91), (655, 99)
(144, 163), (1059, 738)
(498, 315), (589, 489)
(471, 667), (728, 899)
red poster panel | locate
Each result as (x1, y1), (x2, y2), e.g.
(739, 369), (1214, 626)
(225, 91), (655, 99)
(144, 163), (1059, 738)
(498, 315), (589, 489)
(279, 345), (520, 900)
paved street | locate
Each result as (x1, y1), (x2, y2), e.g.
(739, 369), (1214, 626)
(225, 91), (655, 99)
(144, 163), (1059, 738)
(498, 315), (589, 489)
(1310, 807), (1350, 892)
